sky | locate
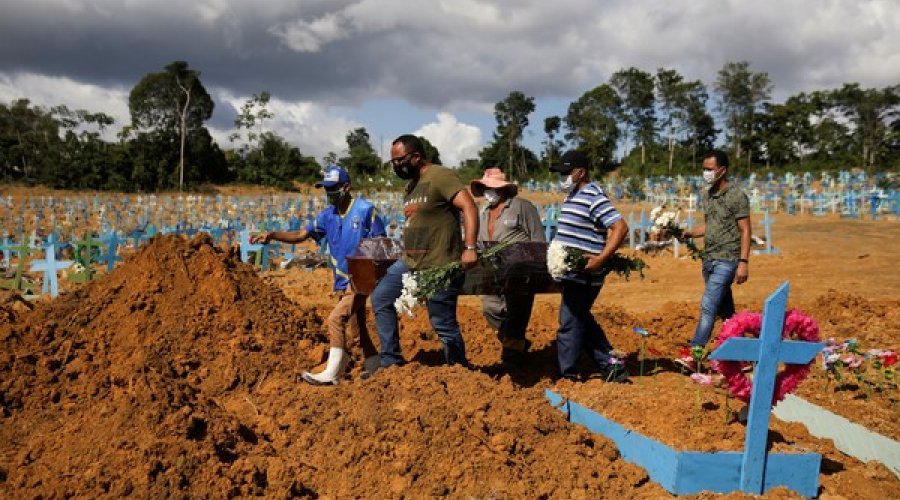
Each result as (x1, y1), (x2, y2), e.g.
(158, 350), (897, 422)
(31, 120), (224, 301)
(1, 0), (898, 167)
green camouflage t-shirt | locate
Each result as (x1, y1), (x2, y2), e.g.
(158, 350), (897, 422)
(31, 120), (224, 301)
(403, 165), (464, 270)
(701, 185), (750, 261)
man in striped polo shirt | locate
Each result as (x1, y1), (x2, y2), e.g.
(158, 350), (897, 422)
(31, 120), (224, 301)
(550, 150), (629, 382)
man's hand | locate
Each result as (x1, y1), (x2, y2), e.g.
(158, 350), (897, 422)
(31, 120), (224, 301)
(461, 248), (478, 271)
(583, 254), (607, 272)
(735, 261), (749, 284)
(250, 232), (272, 244)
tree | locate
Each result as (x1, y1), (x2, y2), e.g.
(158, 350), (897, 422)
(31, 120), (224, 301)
(757, 94), (816, 168)
(655, 69), (712, 173)
(714, 61), (772, 167)
(230, 92), (274, 154)
(493, 91), (535, 177)
(682, 81), (717, 170)
(419, 135), (442, 165)
(339, 127), (381, 177)
(830, 83), (900, 167)
(542, 115), (564, 170)
(610, 68), (656, 164)
(565, 84), (622, 173)
(129, 61), (214, 189)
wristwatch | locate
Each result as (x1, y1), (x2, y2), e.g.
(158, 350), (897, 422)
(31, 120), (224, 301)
(464, 244), (477, 251)
(738, 258), (749, 263)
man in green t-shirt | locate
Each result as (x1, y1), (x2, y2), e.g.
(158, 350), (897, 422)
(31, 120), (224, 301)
(371, 134), (480, 368)
(675, 150), (752, 372)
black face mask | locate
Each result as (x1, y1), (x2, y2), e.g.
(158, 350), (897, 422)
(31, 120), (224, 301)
(393, 161), (415, 180)
(326, 189), (347, 206)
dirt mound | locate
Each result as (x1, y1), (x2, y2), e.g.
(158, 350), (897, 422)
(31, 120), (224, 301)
(0, 234), (327, 496)
(0, 290), (33, 324)
(257, 364), (662, 498)
(803, 289), (900, 347)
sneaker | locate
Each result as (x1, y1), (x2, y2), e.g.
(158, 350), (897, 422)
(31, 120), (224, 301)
(674, 347), (698, 373)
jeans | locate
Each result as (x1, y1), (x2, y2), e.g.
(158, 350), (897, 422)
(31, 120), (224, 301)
(690, 259), (738, 347)
(556, 279), (616, 379)
(371, 259), (468, 367)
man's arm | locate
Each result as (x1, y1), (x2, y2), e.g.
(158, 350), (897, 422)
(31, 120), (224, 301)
(735, 217), (751, 284)
(451, 189), (480, 270)
(682, 223), (706, 239)
(584, 218), (628, 271)
(251, 229), (310, 244)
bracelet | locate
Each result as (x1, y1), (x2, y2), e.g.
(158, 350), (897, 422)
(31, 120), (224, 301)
(738, 258), (749, 263)
(464, 244), (477, 251)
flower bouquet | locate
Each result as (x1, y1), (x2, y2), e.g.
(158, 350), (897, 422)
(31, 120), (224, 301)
(546, 240), (647, 281)
(395, 240), (513, 317)
(649, 206), (705, 260)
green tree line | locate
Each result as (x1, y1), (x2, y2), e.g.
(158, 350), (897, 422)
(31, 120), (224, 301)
(2, 60), (898, 191)
(478, 62), (899, 179)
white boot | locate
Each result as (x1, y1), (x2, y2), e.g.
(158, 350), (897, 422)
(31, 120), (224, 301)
(360, 355), (381, 380)
(301, 347), (348, 386)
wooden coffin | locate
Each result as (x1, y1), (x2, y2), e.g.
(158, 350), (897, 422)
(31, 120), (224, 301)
(346, 238), (559, 296)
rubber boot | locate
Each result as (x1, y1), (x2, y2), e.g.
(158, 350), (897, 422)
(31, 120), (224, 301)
(301, 347), (348, 386)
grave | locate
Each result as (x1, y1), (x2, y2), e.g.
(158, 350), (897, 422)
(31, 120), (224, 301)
(547, 282), (823, 497)
(29, 240), (73, 298)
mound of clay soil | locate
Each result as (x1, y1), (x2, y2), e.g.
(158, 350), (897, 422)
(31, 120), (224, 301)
(242, 363), (664, 498)
(0, 234), (326, 496)
(0, 290), (33, 324)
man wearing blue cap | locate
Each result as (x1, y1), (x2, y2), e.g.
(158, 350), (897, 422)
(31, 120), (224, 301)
(252, 166), (386, 385)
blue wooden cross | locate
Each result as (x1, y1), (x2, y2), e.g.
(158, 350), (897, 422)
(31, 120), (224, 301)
(30, 239), (73, 297)
(637, 209), (652, 246)
(239, 229), (263, 266)
(708, 282), (822, 495)
(0, 235), (11, 268)
(129, 228), (148, 250)
(100, 232), (124, 273)
(756, 210), (780, 256)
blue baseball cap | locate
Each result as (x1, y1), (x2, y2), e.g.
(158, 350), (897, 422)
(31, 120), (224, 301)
(315, 166), (351, 188)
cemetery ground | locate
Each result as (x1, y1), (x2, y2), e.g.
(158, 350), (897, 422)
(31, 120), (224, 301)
(1, 186), (899, 498)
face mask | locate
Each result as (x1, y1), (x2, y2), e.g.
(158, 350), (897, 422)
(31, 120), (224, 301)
(559, 174), (575, 192)
(393, 162), (415, 180)
(702, 169), (720, 185)
(326, 189), (346, 206)
(483, 189), (501, 206)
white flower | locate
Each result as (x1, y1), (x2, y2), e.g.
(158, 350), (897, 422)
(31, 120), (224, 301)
(650, 206), (662, 221)
(394, 272), (422, 317)
(547, 240), (572, 280)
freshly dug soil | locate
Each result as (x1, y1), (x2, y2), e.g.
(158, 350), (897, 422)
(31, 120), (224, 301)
(2, 211), (899, 498)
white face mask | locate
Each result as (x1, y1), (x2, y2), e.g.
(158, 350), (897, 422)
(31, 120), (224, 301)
(559, 174), (576, 192)
(483, 189), (501, 206)
(702, 169), (720, 185)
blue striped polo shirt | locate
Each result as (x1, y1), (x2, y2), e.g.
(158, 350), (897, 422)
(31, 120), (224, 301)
(554, 182), (622, 284)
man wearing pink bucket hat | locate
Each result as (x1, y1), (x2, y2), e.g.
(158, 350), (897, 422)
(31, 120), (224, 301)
(470, 167), (545, 368)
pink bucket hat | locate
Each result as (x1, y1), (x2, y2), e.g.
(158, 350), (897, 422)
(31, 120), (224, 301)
(470, 168), (518, 198)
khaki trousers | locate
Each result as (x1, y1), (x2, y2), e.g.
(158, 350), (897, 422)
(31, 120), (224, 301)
(328, 289), (377, 358)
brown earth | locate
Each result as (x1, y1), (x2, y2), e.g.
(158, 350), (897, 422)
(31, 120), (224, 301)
(1, 190), (899, 498)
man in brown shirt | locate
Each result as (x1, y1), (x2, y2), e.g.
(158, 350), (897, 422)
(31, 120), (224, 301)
(471, 168), (545, 367)
(370, 134), (479, 368)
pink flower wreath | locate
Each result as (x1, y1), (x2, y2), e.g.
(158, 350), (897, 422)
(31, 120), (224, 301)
(711, 310), (820, 405)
